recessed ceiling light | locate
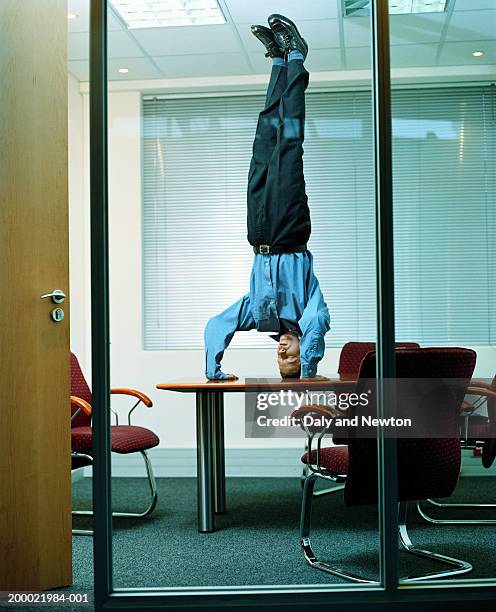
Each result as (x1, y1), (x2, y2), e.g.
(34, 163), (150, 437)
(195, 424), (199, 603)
(110, 0), (225, 29)
(472, 51), (484, 57)
(343, 0), (448, 17)
(67, 13), (78, 19)
(118, 68), (129, 74)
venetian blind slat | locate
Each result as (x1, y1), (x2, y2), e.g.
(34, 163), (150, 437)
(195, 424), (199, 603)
(142, 86), (495, 350)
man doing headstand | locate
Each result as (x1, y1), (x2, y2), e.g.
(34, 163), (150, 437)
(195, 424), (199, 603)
(204, 14), (330, 381)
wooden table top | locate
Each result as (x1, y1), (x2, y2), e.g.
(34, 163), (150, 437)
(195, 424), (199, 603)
(156, 376), (357, 393)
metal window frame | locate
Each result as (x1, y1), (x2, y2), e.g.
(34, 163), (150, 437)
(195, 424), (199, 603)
(89, 0), (496, 609)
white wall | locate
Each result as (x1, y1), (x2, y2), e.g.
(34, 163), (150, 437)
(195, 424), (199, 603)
(68, 73), (496, 457)
(68, 73), (91, 375)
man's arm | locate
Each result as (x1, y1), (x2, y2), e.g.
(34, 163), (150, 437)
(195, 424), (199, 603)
(298, 281), (330, 378)
(204, 294), (255, 380)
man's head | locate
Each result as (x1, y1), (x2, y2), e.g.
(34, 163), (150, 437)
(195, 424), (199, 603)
(277, 331), (301, 378)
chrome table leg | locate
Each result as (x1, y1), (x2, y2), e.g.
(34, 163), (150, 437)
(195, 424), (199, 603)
(196, 391), (215, 532)
(212, 392), (226, 514)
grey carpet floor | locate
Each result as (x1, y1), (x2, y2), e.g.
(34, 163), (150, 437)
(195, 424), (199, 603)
(69, 476), (496, 591)
(8, 477), (495, 611)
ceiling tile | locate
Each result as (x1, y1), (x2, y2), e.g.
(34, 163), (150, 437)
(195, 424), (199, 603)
(131, 24), (242, 56)
(67, 0), (90, 33)
(390, 44), (439, 68)
(345, 47), (372, 70)
(108, 31), (147, 57)
(69, 30), (146, 60)
(453, 0), (496, 10)
(306, 48), (344, 71)
(344, 13), (448, 48)
(439, 40), (496, 65)
(346, 43), (441, 71)
(285, 19), (341, 49)
(154, 53), (252, 78)
(67, 0), (124, 32)
(108, 57), (164, 80)
(247, 53), (280, 74)
(68, 32), (90, 61)
(223, 0), (339, 23)
(108, 9), (126, 31)
(446, 10), (496, 41)
(343, 17), (371, 48)
(388, 14), (447, 44)
(68, 60), (89, 81)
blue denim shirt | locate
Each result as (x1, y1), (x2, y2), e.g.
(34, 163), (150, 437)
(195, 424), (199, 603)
(204, 251), (330, 379)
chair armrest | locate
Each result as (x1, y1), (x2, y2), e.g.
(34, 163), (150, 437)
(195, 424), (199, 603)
(470, 380), (495, 391)
(71, 395), (92, 416)
(292, 403), (342, 421)
(292, 403), (343, 433)
(293, 404), (347, 477)
(466, 386), (496, 400)
(461, 399), (480, 412)
(111, 388), (153, 407)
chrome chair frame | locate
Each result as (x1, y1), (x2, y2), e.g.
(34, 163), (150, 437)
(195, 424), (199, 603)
(301, 441), (345, 497)
(72, 449), (158, 536)
(418, 388), (496, 526)
(71, 397), (158, 536)
(299, 408), (472, 582)
(301, 471), (472, 583)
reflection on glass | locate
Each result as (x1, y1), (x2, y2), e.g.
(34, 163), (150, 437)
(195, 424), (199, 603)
(105, 0), (380, 592)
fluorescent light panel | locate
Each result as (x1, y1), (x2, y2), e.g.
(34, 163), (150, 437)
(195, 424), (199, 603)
(389, 0), (448, 13)
(111, 0), (225, 28)
(344, 0), (448, 17)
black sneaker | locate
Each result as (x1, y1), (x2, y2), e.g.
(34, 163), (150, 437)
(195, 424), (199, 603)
(268, 13), (308, 60)
(251, 25), (284, 58)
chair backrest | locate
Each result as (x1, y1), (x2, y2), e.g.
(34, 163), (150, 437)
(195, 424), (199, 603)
(488, 374), (496, 421)
(337, 342), (420, 379)
(70, 352), (92, 428)
(481, 374), (496, 468)
(343, 348), (476, 507)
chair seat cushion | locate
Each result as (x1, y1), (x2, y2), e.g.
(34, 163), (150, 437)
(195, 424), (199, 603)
(301, 445), (349, 476)
(72, 425), (160, 454)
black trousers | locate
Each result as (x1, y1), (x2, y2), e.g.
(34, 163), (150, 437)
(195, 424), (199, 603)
(247, 60), (311, 249)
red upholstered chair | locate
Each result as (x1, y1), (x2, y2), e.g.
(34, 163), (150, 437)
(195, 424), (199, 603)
(302, 341), (421, 497)
(418, 374), (496, 526)
(296, 348), (476, 583)
(71, 353), (159, 535)
(338, 341), (420, 379)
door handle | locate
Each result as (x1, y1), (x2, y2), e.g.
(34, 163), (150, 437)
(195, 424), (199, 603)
(40, 289), (66, 304)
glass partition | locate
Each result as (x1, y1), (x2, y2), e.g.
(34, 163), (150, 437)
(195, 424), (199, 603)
(102, 0), (381, 593)
(389, 0), (496, 584)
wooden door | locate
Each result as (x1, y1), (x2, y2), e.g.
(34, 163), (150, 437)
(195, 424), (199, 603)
(0, 0), (72, 590)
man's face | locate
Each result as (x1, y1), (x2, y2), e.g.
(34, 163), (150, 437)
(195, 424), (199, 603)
(277, 332), (301, 378)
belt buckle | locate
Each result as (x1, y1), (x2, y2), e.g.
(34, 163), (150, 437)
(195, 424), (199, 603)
(259, 245), (271, 254)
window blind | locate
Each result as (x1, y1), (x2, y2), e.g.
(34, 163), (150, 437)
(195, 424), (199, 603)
(142, 86), (495, 350)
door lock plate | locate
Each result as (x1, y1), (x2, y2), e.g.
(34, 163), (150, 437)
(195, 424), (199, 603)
(51, 307), (64, 322)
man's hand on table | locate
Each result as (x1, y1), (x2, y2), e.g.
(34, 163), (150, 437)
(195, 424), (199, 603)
(208, 373), (239, 382)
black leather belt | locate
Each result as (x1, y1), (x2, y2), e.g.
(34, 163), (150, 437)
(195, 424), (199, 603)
(253, 244), (307, 254)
